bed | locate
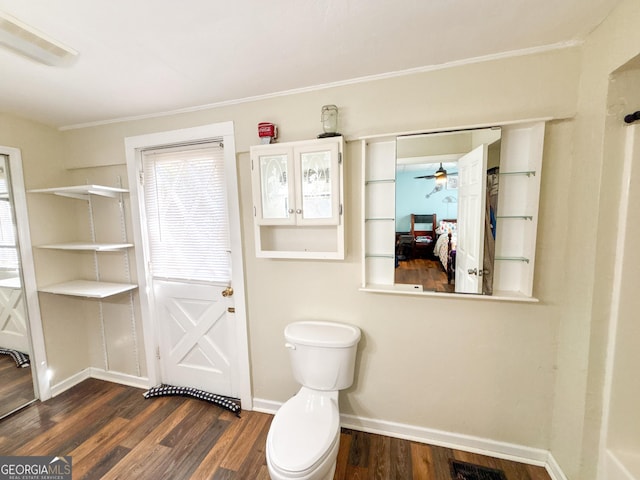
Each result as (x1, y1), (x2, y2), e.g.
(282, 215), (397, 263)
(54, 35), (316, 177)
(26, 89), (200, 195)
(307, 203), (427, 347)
(433, 219), (457, 283)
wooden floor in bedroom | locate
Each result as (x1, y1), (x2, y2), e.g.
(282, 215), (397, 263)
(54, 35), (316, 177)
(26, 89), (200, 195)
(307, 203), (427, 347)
(0, 379), (551, 479)
(395, 257), (455, 293)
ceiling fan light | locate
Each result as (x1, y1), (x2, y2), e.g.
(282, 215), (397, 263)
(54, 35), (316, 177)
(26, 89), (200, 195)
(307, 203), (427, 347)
(0, 11), (78, 66)
(434, 163), (447, 184)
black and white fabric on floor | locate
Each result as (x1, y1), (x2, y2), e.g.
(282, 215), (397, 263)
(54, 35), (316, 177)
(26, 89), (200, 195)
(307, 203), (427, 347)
(0, 348), (30, 368)
(143, 384), (241, 417)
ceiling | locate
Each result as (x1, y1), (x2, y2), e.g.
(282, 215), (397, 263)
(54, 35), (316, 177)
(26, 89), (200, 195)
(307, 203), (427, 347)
(0, 0), (622, 129)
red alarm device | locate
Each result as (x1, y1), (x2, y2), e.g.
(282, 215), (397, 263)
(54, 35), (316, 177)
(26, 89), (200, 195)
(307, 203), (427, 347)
(258, 122), (278, 144)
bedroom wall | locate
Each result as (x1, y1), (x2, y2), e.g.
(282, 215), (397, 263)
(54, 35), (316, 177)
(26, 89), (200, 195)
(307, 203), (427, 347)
(395, 169), (458, 231)
(548, 0), (640, 478)
(58, 46), (579, 453)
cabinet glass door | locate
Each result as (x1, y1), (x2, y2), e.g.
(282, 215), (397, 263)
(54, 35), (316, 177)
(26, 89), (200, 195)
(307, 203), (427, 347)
(257, 152), (294, 224)
(296, 143), (340, 225)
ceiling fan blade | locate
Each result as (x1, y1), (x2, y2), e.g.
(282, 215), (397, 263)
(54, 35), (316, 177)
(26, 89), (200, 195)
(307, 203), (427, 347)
(414, 174), (436, 179)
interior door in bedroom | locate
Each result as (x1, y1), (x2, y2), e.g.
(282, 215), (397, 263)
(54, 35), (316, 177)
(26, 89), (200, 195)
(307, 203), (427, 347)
(134, 135), (246, 400)
(455, 144), (488, 294)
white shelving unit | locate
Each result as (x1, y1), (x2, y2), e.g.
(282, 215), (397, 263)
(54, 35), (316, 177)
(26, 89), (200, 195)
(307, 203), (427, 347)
(37, 242), (134, 251)
(30, 184), (137, 299)
(38, 280), (137, 299)
(29, 184), (128, 200)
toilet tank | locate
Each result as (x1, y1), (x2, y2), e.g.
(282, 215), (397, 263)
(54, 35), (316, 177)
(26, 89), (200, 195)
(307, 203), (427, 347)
(284, 321), (361, 391)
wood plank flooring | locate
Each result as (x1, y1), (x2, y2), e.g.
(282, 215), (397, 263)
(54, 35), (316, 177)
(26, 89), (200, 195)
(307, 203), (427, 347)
(395, 258), (454, 293)
(0, 352), (35, 418)
(0, 379), (551, 479)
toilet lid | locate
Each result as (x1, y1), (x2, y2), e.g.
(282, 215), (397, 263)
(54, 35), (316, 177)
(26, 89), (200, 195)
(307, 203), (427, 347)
(268, 393), (340, 473)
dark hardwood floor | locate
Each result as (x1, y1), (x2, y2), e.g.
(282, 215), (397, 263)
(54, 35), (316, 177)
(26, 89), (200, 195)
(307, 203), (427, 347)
(0, 379), (551, 479)
(0, 352), (35, 418)
(395, 258), (455, 293)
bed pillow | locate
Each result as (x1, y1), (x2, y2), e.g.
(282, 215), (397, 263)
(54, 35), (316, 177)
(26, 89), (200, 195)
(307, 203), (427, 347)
(437, 221), (457, 234)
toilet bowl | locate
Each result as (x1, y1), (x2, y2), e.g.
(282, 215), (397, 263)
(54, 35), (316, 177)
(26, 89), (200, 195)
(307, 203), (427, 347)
(266, 388), (340, 480)
(266, 321), (361, 480)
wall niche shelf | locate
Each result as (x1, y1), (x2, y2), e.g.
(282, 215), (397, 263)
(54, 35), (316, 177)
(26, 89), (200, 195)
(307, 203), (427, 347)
(495, 256), (530, 263)
(360, 121), (545, 300)
(29, 183), (137, 299)
(499, 171), (536, 177)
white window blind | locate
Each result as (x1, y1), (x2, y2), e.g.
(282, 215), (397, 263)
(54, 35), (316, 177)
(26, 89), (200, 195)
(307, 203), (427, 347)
(0, 172), (19, 272)
(142, 144), (231, 283)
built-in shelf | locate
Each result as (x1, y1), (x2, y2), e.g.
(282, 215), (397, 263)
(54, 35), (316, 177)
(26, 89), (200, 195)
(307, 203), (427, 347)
(365, 254), (395, 258)
(29, 184), (128, 200)
(496, 215), (533, 220)
(499, 170), (536, 177)
(365, 217), (395, 222)
(365, 179), (396, 184)
(39, 280), (138, 299)
(37, 242), (134, 251)
(495, 256), (530, 263)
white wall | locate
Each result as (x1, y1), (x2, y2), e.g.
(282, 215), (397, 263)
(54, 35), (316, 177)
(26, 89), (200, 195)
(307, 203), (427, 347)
(57, 46), (580, 453)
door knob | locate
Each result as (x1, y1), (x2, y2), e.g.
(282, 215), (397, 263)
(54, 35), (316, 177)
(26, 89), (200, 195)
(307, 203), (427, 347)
(222, 287), (234, 297)
(467, 268), (478, 276)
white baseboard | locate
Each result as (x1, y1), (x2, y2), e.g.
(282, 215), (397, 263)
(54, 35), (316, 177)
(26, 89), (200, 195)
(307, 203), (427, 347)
(605, 450), (639, 480)
(543, 452), (569, 480)
(88, 368), (149, 390)
(50, 368), (149, 396)
(50, 369), (93, 397)
(252, 397), (566, 480)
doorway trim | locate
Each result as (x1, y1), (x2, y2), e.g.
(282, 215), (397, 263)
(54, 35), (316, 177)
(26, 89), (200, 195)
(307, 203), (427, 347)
(124, 122), (252, 409)
(0, 146), (50, 402)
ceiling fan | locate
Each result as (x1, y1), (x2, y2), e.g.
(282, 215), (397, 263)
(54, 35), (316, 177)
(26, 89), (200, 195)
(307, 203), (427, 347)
(414, 163), (457, 180)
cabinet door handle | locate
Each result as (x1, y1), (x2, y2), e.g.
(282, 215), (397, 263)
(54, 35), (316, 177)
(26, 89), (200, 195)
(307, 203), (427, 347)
(288, 208), (294, 214)
(296, 209), (302, 214)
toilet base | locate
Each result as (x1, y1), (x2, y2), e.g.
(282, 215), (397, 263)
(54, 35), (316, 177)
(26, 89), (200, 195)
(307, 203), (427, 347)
(267, 459), (336, 480)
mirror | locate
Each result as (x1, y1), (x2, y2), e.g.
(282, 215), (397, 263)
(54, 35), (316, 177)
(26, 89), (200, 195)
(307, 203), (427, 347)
(0, 154), (35, 417)
(394, 127), (502, 295)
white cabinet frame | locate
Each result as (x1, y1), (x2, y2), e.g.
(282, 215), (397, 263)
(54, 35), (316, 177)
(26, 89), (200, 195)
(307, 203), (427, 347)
(250, 137), (345, 259)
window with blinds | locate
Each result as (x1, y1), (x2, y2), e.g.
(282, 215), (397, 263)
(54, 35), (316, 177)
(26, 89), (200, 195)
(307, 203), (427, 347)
(142, 144), (231, 283)
(0, 169), (19, 272)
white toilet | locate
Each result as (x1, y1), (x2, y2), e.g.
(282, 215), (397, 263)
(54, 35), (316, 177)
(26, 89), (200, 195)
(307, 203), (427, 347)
(266, 320), (361, 480)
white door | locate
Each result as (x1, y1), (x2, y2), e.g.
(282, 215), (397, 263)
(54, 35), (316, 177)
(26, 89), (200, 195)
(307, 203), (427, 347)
(153, 280), (234, 395)
(126, 123), (250, 406)
(0, 287), (28, 353)
(455, 144), (488, 294)
(141, 144), (237, 397)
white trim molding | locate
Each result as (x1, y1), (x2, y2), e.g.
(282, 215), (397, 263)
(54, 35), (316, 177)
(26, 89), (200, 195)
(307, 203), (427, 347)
(252, 397), (567, 480)
(50, 368), (149, 397)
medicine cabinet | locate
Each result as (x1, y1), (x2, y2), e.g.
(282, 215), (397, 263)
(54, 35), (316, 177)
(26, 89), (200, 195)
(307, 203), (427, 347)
(250, 136), (345, 259)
